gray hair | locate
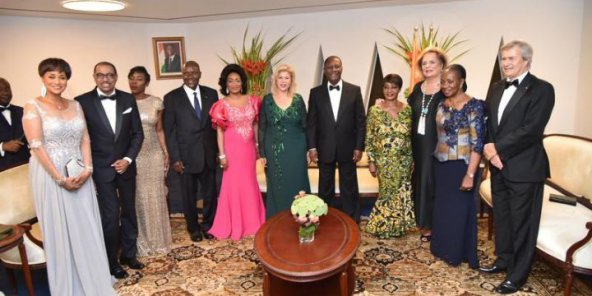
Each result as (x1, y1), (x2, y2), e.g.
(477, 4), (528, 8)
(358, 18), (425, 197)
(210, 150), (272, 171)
(501, 40), (533, 66)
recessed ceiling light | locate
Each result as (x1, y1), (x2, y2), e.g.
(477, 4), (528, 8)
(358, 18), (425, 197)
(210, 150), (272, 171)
(62, 0), (126, 12)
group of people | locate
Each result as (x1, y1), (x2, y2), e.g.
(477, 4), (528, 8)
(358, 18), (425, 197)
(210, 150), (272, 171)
(0, 39), (553, 295)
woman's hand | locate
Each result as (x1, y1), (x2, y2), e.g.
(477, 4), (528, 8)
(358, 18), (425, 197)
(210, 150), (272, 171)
(62, 177), (80, 191)
(459, 174), (474, 192)
(219, 158), (228, 170)
(259, 157), (267, 167)
(163, 157), (170, 174)
(369, 162), (377, 177)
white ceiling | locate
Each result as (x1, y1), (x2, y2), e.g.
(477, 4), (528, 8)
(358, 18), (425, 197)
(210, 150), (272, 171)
(0, 0), (464, 23)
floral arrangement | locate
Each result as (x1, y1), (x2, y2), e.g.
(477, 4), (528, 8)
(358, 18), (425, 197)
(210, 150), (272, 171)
(221, 26), (300, 97)
(384, 23), (469, 94)
(291, 191), (328, 240)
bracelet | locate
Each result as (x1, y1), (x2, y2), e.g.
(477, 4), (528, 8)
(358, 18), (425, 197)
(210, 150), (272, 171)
(466, 172), (475, 178)
(85, 165), (94, 173)
(55, 176), (66, 186)
(487, 153), (498, 161)
(218, 154), (226, 160)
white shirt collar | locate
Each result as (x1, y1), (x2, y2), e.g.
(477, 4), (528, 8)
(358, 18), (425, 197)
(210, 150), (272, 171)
(507, 71), (528, 84)
(97, 89), (116, 97)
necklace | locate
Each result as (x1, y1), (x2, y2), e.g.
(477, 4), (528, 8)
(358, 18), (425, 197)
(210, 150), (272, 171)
(44, 97), (67, 111)
(420, 93), (434, 117)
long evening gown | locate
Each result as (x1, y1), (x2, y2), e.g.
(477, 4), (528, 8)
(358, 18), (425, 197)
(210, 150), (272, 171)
(407, 82), (444, 230)
(365, 105), (415, 238)
(208, 96), (266, 240)
(258, 93), (310, 219)
(135, 96), (172, 256)
(24, 99), (115, 295)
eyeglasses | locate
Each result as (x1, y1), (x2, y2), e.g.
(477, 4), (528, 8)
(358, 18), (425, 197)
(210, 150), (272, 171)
(95, 73), (116, 80)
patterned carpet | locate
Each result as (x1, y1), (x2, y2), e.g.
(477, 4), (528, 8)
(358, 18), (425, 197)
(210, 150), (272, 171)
(115, 216), (591, 295)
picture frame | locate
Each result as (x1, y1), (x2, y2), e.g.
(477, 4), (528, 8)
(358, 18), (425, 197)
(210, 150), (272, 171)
(152, 36), (186, 79)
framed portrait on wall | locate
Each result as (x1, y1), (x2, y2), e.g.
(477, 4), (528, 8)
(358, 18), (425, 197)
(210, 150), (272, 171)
(152, 36), (186, 79)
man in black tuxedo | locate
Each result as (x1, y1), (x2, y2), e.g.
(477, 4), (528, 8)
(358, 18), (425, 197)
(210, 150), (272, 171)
(0, 78), (30, 171)
(163, 61), (219, 242)
(75, 61), (145, 279)
(307, 56), (366, 222)
(479, 41), (555, 294)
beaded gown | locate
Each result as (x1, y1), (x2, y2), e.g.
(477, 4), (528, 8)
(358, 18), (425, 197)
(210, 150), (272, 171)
(365, 104), (415, 238)
(208, 96), (266, 240)
(24, 99), (115, 295)
(135, 96), (172, 256)
(258, 93), (310, 219)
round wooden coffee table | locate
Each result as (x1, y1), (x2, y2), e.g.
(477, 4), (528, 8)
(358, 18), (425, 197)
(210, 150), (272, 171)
(254, 208), (360, 296)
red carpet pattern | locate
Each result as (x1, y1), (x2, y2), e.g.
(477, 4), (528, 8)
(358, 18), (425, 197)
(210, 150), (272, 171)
(114, 217), (591, 295)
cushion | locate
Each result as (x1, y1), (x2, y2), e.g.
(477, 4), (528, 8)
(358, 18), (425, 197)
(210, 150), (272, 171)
(544, 135), (592, 200)
(0, 164), (36, 225)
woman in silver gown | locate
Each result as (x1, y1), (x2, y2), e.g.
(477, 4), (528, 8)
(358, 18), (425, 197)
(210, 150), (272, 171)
(23, 58), (115, 295)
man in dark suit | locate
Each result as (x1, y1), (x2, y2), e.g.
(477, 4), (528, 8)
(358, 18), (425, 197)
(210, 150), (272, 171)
(0, 78), (30, 171)
(479, 41), (555, 294)
(75, 61), (145, 279)
(163, 60), (219, 242)
(307, 56), (366, 222)
(163, 44), (182, 73)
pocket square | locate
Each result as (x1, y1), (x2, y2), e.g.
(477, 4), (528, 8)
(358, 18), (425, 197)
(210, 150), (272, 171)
(122, 107), (132, 114)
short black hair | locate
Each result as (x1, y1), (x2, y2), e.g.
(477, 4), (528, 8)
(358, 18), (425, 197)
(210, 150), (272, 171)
(446, 64), (468, 92)
(218, 64), (248, 95)
(383, 73), (403, 89)
(128, 66), (151, 84)
(38, 58), (72, 79)
(94, 61), (117, 75)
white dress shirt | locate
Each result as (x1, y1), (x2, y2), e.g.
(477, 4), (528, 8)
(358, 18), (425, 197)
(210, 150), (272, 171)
(98, 89), (117, 133)
(0, 105), (12, 157)
(183, 85), (202, 111)
(498, 71), (528, 124)
(327, 80), (343, 121)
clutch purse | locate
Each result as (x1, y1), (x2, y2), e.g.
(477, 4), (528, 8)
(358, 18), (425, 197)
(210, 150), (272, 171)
(65, 158), (86, 177)
(549, 193), (577, 206)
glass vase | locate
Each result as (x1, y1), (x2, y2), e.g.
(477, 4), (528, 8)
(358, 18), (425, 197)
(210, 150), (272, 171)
(298, 224), (317, 243)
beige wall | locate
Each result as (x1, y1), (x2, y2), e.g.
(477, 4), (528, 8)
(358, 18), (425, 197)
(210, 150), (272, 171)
(0, 0), (585, 135)
(575, 0), (592, 137)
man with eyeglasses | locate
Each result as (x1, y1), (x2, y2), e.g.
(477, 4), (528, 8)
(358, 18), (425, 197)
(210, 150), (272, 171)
(163, 61), (219, 242)
(75, 61), (145, 279)
(307, 56), (366, 222)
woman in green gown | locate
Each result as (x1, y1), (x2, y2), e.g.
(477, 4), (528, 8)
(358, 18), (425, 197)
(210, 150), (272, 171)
(258, 64), (310, 218)
(365, 74), (415, 238)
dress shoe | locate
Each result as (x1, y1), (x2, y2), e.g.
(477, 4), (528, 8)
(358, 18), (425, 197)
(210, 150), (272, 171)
(478, 265), (507, 274)
(110, 265), (129, 279)
(494, 280), (519, 294)
(203, 231), (215, 240)
(120, 257), (145, 269)
(190, 231), (203, 242)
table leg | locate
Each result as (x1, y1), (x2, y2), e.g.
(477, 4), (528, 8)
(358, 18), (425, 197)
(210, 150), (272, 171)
(263, 270), (270, 296)
(17, 242), (34, 296)
(340, 268), (348, 296)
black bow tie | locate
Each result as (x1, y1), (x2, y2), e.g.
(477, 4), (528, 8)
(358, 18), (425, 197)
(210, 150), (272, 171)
(329, 85), (340, 91)
(100, 95), (116, 101)
(504, 80), (519, 89)
(0, 105), (9, 111)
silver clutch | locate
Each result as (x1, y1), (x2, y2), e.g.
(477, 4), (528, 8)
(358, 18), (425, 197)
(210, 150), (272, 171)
(65, 158), (85, 177)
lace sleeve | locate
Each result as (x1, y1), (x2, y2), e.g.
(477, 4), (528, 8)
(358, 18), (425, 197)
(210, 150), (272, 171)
(22, 101), (43, 149)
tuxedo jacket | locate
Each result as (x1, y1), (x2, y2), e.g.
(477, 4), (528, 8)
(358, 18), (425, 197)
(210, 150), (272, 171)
(486, 73), (555, 182)
(307, 81), (366, 163)
(0, 105), (30, 170)
(163, 85), (219, 174)
(75, 88), (144, 182)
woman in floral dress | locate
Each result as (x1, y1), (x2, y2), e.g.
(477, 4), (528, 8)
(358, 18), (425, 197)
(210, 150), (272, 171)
(365, 74), (415, 238)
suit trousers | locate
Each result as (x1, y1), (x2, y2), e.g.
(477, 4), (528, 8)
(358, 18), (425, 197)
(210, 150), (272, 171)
(491, 172), (544, 286)
(95, 175), (138, 268)
(180, 168), (217, 234)
(318, 160), (360, 222)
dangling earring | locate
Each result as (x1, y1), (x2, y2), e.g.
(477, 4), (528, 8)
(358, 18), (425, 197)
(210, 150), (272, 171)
(41, 85), (47, 97)
(226, 88), (229, 94)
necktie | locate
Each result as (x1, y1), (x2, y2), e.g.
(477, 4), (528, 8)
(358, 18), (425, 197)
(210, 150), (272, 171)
(100, 95), (116, 101)
(329, 85), (340, 91)
(0, 105), (8, 111)
(193, 92), (201, 120)
(504, 80), (519, 89)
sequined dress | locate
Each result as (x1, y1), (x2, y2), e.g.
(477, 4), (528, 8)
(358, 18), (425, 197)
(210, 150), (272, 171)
(208, 96), (266, 240)
(135, 96), (172, 256)
(258, 93), (310, 219)
(24, 99), (115, 295)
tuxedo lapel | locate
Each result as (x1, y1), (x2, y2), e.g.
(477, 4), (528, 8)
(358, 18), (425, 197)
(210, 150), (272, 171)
(321, 86), (336, 123)
(489, 83), (504, 132)
(0, 110), (10, 129)
(499, 74), (533, 129)
(92, 93), (115, 137)
(114, 92), (124, 141)
(336, 83), (349, 123)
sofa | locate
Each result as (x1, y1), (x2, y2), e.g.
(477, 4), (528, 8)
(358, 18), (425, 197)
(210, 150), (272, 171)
(256, 152), (379, 199)
(479, 134), (592, 296)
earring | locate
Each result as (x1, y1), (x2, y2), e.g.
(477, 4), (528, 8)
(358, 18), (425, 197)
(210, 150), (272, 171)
(41, 85), (47, 97)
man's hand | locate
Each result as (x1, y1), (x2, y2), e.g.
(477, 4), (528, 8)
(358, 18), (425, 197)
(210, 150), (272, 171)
(308, 150), (318, 164)
(111, 159), (130, 174)
(353, 149), (362, 162)
(3, 140), (24, 152)
(368, 162), (377, 177)
(483, 143), (498, 161)
(173, 161), (184, 174)
(489, 154), (504, 170)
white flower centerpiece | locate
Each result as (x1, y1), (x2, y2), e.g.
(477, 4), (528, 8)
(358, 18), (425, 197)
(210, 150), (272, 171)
(290, 191), (328, 243)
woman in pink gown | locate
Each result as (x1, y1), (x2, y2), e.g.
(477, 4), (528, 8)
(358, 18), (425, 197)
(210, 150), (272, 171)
(208, 64), (265, 240)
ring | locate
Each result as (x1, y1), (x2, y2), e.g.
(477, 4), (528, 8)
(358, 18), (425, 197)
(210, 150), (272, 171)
(219, 165), (224, 168)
